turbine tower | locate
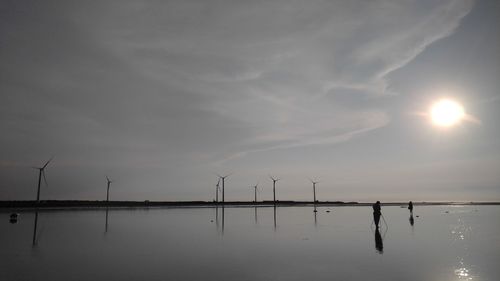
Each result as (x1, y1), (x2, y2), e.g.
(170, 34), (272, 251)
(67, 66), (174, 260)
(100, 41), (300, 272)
(309, 178), (319, 203)
(217, 173), (231, 203)
(252, 183), (259, 202)
(269, 176), (280, 204)
(215, 178), (220, 202)
(309, 178), (320, 213)
(33, 157), (53, 203)
(106, 176), (113, 202)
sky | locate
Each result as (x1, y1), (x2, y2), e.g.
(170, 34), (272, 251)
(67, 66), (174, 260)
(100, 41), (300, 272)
(1, 0), (499, 202)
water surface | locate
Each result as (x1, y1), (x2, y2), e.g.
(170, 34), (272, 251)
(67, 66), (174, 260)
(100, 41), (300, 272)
(1, 205), (499, 281)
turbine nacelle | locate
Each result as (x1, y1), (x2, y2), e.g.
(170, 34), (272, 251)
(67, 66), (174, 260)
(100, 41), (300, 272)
(216, 173), (232, 180)
(269, 176), (280, 183)
(308, 177), (320, 185)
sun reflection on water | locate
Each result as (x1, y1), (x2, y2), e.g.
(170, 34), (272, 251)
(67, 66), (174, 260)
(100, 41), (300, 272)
(454, 260), (473, 280)
(450, 216), (477, 280)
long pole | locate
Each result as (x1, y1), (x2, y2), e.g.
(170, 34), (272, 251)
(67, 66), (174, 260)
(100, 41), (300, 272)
(381, 214), (389, 229)
(106, 184), (110, 202)
(254, 187), (257, 202)
(36, 169), (42, 202)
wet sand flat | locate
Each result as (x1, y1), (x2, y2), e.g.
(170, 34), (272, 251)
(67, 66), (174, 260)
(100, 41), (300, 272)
(1, 205), (499, 281)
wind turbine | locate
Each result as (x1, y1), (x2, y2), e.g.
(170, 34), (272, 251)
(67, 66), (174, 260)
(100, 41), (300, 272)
(251, 182), (259, 203)
(106, 176), (113, 202)
(269, 176), (280, 204)
(309, 178), (319, 212)
(216, 173), (231, 203)
(33, 157), (53, 203)
(309, 178), (320, 202)
(215, 178), (220, 202)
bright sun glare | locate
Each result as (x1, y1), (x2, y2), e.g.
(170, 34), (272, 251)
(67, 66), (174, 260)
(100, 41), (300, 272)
(430, 99), (465, 127)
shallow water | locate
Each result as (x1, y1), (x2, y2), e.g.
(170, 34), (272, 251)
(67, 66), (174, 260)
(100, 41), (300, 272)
(1, 205), (499, 281)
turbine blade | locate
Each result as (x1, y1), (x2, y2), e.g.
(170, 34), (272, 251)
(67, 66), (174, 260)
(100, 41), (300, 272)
(42, 156), (54, 169)
(42, 171), (48, 187)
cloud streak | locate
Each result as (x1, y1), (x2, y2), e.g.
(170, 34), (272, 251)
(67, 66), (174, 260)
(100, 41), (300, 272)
(0, 0), (481, 200)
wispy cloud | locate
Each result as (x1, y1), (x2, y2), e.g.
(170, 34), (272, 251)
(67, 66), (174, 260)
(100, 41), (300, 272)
(0, 0), (480, 199)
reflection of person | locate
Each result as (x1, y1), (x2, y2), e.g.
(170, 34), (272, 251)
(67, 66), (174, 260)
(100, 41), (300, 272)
(409, 214), (414, 226)
(374, 228), (384, 254)
(408, 201), (413, 214)
(372, 201), (381, 228)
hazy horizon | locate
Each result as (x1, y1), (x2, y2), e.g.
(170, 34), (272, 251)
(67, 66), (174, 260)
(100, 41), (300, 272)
(1, 0), (499, 202)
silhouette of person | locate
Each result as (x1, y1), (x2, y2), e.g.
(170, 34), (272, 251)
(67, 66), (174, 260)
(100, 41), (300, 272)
(408, 201), (413, 214)
(374, 228), (384, 254)
(372, 201), (382, 228)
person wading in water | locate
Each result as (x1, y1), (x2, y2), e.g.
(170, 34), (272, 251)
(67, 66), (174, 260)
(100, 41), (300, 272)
(408, 201), (414, 214)
(373, 201), (382, 228)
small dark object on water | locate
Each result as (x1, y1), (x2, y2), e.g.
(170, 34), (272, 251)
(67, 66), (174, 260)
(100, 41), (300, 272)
(445, 211), (449, 213)
(313, 209), (318, 213)
(210, 220), (214, 222)
(416, 215), (420, 218)
(9, 213), (18, 224)
(326, 210), (330, 213)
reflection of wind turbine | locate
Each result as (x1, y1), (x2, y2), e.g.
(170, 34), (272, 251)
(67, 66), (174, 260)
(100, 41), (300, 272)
(104, 208), (109, 234)
(216, 173), (231, 203)
(273, 205), (277, 231)
(269, 176), (280, 204)
(309, 178), (320, 212)
(32, 211), (39, 246)
(32, 157), (53, 203)
(106, 176), (113, 202)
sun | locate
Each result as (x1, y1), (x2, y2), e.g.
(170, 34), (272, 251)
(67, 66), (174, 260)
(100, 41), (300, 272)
(430, 99), (465, 127)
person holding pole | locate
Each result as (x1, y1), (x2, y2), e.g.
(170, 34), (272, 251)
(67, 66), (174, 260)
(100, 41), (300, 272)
(372, 201), (382, 228)
(408, 201), (414, 214)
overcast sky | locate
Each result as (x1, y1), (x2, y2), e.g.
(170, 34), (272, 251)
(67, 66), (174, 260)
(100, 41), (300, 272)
(1, 0), (499, 202)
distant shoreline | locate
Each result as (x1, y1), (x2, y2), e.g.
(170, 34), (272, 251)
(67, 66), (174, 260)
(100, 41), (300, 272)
(1, 200), (499, 211)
